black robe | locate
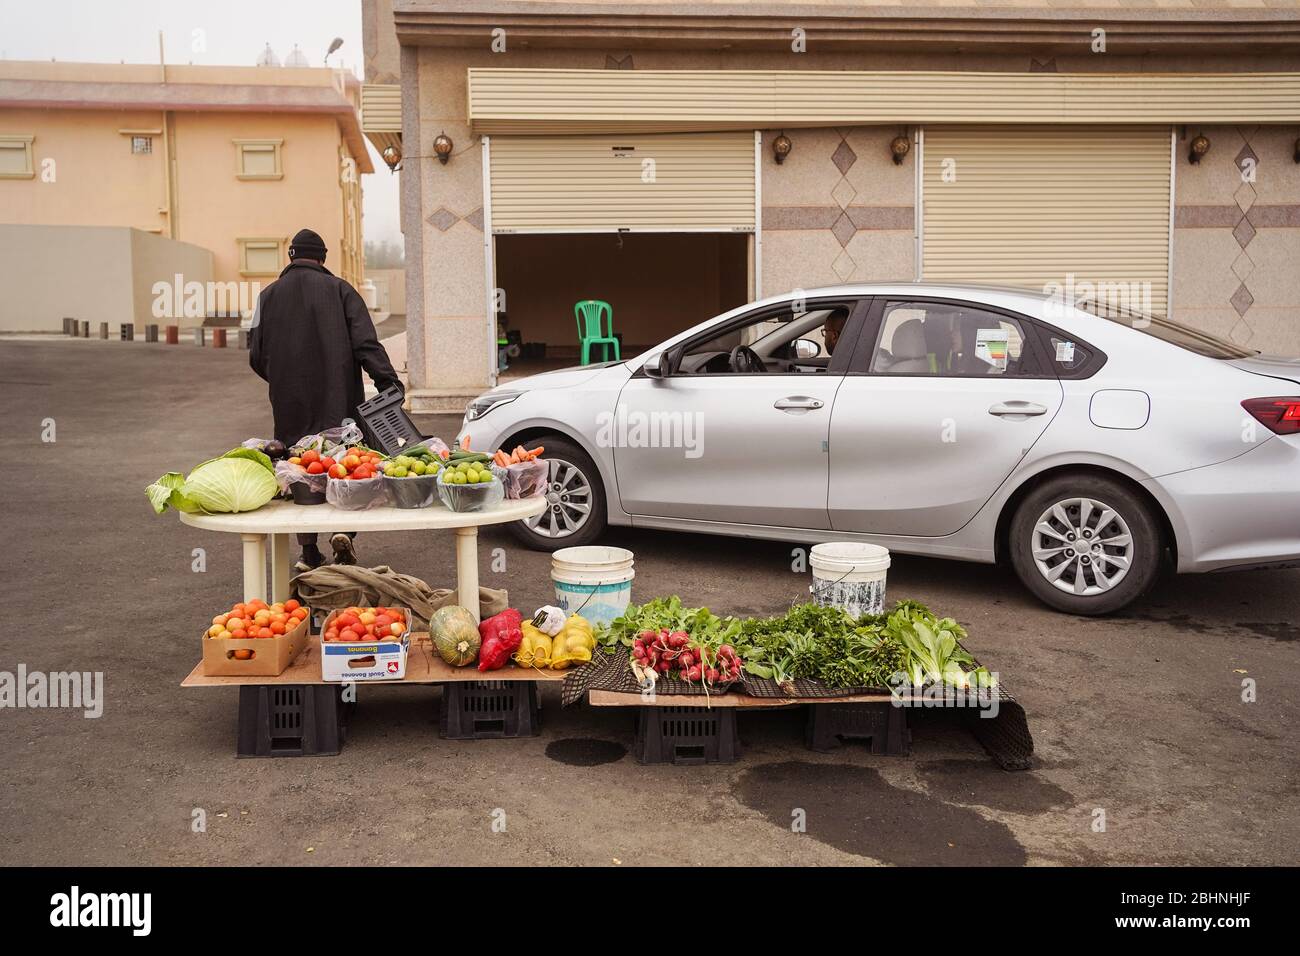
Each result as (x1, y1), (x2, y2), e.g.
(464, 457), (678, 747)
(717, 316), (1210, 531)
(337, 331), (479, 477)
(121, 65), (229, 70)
(249, 261), (402, 445)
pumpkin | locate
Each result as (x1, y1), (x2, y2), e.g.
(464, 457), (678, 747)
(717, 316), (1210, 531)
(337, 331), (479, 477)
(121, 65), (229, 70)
(431, 605), (480, 666)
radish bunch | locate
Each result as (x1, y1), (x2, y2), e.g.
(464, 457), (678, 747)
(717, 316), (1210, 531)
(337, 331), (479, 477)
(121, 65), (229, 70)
(631, 629), (743, 685)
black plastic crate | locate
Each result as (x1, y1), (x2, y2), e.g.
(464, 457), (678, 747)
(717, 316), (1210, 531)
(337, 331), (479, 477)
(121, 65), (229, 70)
(440, 680), (540, 739)
(805, 702), (910, 755)
(236, 684), (350, 758)
(355, 386), (425, 456)
(635, 705), (739, 765)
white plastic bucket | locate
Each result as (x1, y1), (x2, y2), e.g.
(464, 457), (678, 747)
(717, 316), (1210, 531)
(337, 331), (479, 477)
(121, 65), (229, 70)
(809, 542), (891, 617)
(551, 546), (635, 628)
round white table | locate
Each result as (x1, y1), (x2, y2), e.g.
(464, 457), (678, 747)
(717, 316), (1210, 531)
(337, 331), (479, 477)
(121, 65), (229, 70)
(179, 497), (546, 620)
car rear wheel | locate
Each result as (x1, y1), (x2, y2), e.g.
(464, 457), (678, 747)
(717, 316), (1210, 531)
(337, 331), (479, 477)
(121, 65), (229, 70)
(505, 435), (607, 550)
(1008, 474), (1163, 615)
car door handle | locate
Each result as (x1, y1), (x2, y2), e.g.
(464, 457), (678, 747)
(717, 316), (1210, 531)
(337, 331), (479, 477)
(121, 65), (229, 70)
(989, 401), (1048, 417)
(774, 396), (825, 411)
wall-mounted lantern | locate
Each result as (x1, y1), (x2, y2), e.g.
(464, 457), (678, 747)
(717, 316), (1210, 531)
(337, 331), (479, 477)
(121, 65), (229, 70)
(772, 132), (792, 165)
(381, 145), (401, 172)
(1188, 133), (1211, 165)
(433, 131), (454, 165)
(890, 135), (911, 166)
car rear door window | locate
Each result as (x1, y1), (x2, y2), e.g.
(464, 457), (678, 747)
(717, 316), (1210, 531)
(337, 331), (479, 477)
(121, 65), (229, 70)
(869, 301), (1045, 377)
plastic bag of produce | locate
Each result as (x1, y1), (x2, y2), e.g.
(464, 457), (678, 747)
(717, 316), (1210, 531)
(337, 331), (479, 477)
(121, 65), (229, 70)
(531, 605), (566, 636)
(437, 465), (504, 513)
(550, 614), (595, 669)
(477, 608), (524, 671)
(325, 475), (390, 511)
(514, 621), (553, 669)
(276, 460), (328, 504)
(499, 458), (549, 499)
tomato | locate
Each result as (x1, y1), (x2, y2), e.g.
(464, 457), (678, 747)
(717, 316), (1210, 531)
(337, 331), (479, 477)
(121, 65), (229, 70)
(359, 611), (377, 626)
(253, 610), (272, 626)
(258, 627), (274, 639)
(329, 463), (347, 479)
(270, 621), (286, 635)
(373, 614), (393, 630)
(324, 627), (339, 642)
(291, 607), (308, 620)
(345, 447), (361, 458)
(301, 449), (320, 464)
(229, 628), (248, 640)
(233, 649), (253, 661)
(284, 599), (300, 612)
(307, 461), (326, 475)
(288, 456), (302, 465)
(389, 622), (404, 637)
(207, 624), (224, 637)
(226, 617), (245, 632)
(320, 457), (337, 469)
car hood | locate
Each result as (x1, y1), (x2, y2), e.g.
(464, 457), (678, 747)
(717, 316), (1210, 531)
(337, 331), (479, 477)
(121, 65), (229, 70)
(502, 361), (625, 391)
(1227, 354), (1300, 388)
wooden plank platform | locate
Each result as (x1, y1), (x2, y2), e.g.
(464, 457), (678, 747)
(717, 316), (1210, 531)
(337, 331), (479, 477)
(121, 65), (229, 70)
(182, 634), (567, 688)
(587, 688), (896, 708)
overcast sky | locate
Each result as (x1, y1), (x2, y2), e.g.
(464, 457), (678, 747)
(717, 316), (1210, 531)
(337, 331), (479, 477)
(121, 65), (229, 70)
(0, 0), (403, 247)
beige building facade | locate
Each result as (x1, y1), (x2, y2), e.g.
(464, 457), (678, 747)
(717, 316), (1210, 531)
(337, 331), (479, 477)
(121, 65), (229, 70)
(359, 1), (1300, 411)
(0, 60), (372, 330)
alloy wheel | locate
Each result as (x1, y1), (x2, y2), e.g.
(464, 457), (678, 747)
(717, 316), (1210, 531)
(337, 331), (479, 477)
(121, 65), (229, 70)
(1030, 496), (1134, 596)
(524, 457), (593, 539)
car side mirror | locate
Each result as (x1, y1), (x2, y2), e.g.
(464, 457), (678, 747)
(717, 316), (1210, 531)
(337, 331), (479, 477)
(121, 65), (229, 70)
(792, 338), (821, 360)
(644, 348), (678, 379)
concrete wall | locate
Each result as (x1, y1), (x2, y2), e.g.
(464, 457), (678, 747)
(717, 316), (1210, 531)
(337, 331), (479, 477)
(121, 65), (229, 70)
(0, 224), (212, 332)
(366, 266), (407, 315)
(1172, 125), (1300, 354)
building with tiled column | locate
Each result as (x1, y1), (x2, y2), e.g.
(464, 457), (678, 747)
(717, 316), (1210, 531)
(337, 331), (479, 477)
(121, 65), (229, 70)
(359, 1), (1300, 411)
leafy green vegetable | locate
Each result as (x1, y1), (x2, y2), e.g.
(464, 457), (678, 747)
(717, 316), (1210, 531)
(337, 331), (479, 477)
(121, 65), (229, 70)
(146, 448), (278, 515)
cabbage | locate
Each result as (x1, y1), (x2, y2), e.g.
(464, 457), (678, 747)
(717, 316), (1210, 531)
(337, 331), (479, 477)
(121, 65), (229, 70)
(147, 448), (279, 515)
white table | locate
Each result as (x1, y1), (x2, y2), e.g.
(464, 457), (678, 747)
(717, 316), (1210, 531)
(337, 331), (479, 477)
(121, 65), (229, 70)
(179, 497), (546, 620)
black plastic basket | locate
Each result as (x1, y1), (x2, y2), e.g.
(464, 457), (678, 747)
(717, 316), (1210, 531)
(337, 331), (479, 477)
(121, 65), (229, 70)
(439, 680), (540, 739)
(236, 684), (351, 757)
(805, 701), (910, 755)
(356, 386), (425, 456)
(290, 482), (327, 505)
(634, 705), (739, 765)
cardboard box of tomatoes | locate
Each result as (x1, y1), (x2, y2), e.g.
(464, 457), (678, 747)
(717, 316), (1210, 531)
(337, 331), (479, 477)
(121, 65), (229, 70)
(319, 606), (412, 682)
(201, 598), (312, 677)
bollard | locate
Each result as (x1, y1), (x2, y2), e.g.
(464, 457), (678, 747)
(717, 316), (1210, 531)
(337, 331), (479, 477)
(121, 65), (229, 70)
(120, 323), (134, 342)
(80, 321), (90, 338)
(212, 328), (227, 348)
(239, 329), (250, 350)
(63, 318), (76, 335)
(193, 328), (205, 347)
(145, 324), (159, 343)
(99, 322), (109, 340)
(165, 325), (179, 345)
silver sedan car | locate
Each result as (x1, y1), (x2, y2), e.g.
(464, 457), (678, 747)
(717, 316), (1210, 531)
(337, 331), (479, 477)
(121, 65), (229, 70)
(459, 283), (1300, 614)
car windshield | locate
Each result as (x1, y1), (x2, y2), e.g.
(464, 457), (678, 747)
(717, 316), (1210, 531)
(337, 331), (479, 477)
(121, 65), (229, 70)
(1090, 306), (1256, 360)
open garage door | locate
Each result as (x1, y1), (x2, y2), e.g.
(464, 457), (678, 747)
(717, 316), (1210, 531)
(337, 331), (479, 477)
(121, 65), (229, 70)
(488, 132), (756, 234)
(922, 126), (1173, 317)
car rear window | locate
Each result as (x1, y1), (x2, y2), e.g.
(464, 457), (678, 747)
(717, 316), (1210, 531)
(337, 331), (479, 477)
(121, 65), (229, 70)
(1093, 309), (1256, 360)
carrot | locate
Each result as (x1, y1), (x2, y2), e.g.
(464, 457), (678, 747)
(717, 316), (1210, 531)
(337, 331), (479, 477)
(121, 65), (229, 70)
(461, 435), (471, 451)
(528, 446), (544, 459)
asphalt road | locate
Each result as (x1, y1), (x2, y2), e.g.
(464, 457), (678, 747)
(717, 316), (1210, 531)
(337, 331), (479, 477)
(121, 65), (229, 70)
(2, 336), (1297, 866)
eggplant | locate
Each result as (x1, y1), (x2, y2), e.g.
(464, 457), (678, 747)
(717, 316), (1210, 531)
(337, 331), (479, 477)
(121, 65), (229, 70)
(263, 439), (287, 460)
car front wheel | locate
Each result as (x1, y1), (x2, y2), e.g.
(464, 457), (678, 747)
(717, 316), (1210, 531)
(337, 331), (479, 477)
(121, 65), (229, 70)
(505, 435), (607, 550)
(1008, 474), (1163, 615)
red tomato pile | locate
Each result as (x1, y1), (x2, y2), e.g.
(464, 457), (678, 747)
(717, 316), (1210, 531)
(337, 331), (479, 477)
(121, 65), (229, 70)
(288, 447), (385, 479)
(324, 606), (409, 643)
(208, 599), (309, 660)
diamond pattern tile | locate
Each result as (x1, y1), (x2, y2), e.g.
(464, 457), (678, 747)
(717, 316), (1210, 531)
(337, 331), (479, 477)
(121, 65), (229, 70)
(1229, 283), (1255, 318)
(1230, 250), (1255, 284)
(463, 207), (484, 231)
(831, 177), (858, 210)
(1233, 181), (1257, 214)
(831, 138), (857, 176)
(427, 207), (458, 232)
(1232, 216), (1257, 249)
(1234, 141), (1259, 175)
(832, 249), (856, 281)
(831, 212), (856, 248)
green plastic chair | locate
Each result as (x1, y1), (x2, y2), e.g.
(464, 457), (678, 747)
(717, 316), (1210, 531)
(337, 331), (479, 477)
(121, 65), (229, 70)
(574, 299), (620, 364)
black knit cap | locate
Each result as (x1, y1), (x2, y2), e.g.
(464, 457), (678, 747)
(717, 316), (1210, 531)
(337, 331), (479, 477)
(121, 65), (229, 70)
(288, 228), (328, 262)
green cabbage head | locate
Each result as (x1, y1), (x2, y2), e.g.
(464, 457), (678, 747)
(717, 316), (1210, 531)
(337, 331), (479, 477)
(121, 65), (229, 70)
(147, 448), (278, 515)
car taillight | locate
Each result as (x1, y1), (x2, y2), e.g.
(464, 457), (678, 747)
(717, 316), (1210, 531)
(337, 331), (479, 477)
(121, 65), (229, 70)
(1242, 397), (1300, 435)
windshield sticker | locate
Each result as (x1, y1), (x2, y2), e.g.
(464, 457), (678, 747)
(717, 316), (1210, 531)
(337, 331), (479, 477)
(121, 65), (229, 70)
(1055, 340), (1076, 363)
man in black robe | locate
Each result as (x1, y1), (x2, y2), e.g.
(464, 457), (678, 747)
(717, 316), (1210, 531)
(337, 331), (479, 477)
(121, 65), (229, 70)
(250, 228), (402, 570)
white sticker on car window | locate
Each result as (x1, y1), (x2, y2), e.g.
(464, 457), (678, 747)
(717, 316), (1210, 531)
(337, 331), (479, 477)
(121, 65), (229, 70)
(975, 329), (1010, 370)
(1055, 340), (1076, 363)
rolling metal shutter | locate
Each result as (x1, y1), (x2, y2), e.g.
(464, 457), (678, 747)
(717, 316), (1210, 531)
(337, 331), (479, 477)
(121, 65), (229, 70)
(488, 132), (755, 234)
(922, 126), (1172, 316)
